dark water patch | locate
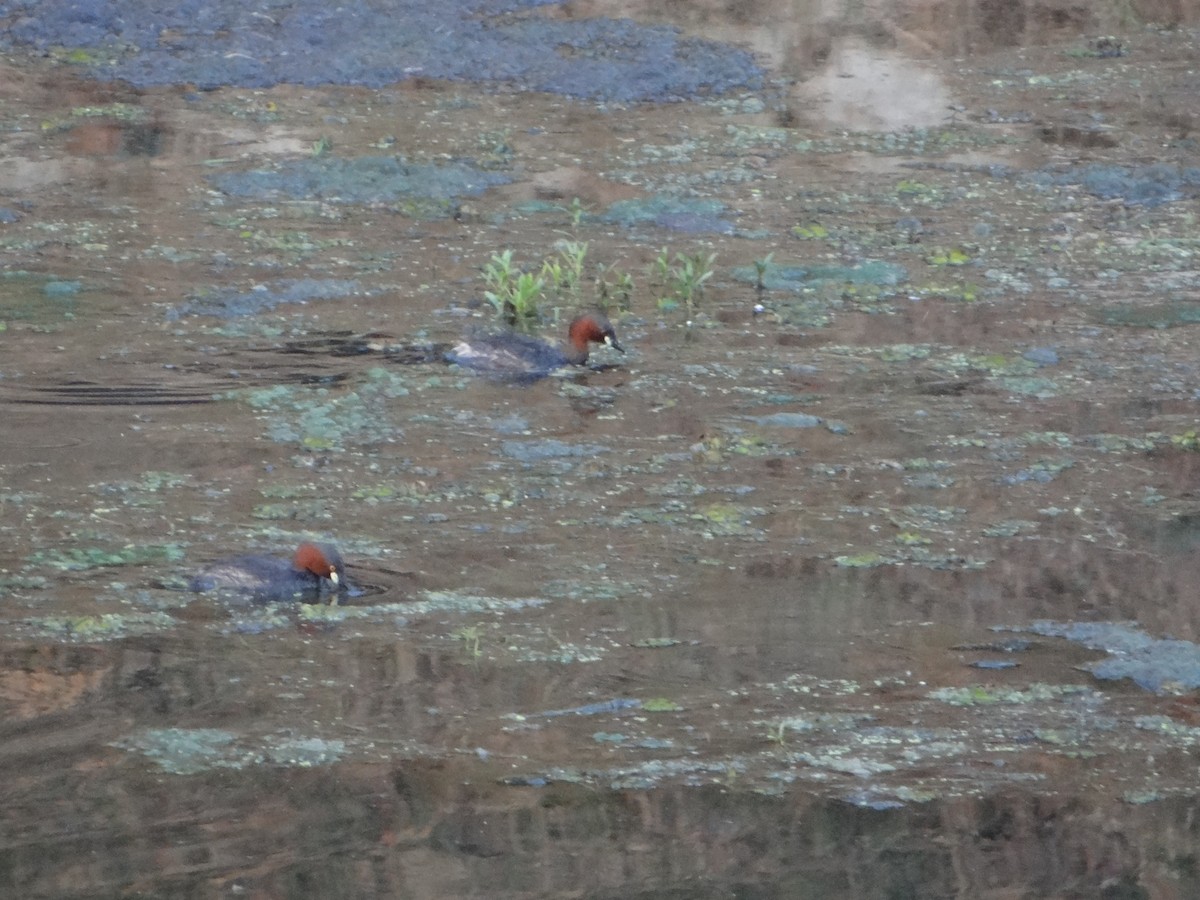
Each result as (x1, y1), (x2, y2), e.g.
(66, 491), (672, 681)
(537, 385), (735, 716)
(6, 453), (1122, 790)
(1025, 621), (1200, 693)
(65, 119), (167, 158)
(746, 412), (823, 429)
(500, 439), (607, 462)
(968, 659), (1019, 670)
(168, 278), (362, 320)
(273, 331), (449, 366)
(208, 156), (509, 208)
(531, 698), (642, 719)
(1022, 346), (1060, 367)
(0, 0), (760, 99)
(1029, 163), (1200, 207)
(0, 379), (218, 407)
(1098, 301), (1200, 329)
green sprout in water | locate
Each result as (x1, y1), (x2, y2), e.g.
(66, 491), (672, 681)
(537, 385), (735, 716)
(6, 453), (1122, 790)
(651, 247), (672, 288)
(454, 624), (484, 659)
(558, 240), (588, 294)
(752, 251), (774, 295)
(596, 263), (635, 313)
(765, 720), (788, 748)
(540, 240), (588, 302)
(310, 136), (333, 157)
(670, 250), (716, 316)
(567, 196), (586, 229)
(483, 250), (544, 326)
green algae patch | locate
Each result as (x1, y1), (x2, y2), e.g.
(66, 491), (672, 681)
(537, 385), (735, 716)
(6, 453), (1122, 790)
(732, 259), (907, 291)
(911, 283), (979, 303)
(240, 368), (410, 449)
(32, 543), (185, 571)
(1089, 433), (1158, 454)
(114, 728), (241, 775)
(47, 45), (118, 67)
(1099, 302), (1200, 329)
(834, 552), (895, 568)
(209, 156), (510, 210)
(512, 642), (609, 664)
(998, 376), (1060, 398)
(40, 100), (146, 132)
(983, 520), (1039, 538)
(15, 611), (177, 642)
(113, 728), (345, 775)
(1170, 431), (1200, 451)
(251, 500), (333, 521)
(890, 505), (965, 529)
(0, 574), (50, 593)
(795, 751), (897, 778)
(94, 472), (192, 507)
(296, 591), (547, 626)
(926, 247), (972, 267)
(0, 271), (84, 325)
(695, 502), (757, 531)
(895, 179), (941, 201)
(937, 351), (1036, 377)
(792, 126), (1010, 157)
(642, 698), (683, 712)
(264, 736), (347, 767)
(790, 223), (830, 240)
(929, 683), (1093, 707)
(600, 196), (733, 234)
(768, 297), (835, 328)
(878, 344), (934, 362)
(611, 501), (766, 538)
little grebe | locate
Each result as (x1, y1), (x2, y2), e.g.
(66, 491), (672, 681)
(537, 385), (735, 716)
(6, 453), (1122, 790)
(189, 541), (348, 604)
(446, 312), (623, 381)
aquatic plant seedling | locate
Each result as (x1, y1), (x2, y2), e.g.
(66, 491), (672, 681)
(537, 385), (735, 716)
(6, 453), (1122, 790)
(557, 240), (588, 292)
(507, 271), (545, 321)
(568, 196), (586, 229)
(651, 246), (671, 287)
(483, 249), (517, 298)
(670, 250), (716, 314)
(454, 624), (484, 659)
(595, 263), (634, 313)
(483, 250), (545, 324)
(752, 251), (775, 294)
(539, 239), (589, 303)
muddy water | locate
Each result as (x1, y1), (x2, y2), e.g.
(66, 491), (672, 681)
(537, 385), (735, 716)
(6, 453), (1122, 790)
(4, 0), (1200, 897)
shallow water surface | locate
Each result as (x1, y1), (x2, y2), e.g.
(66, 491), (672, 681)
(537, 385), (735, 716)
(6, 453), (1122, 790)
(4, 0), (1200, 896)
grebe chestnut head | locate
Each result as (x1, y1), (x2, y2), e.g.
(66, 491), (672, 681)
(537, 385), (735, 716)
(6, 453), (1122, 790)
(565, 312), (623, 361)
(447, 311), (624, 380)
(188, 541), (348, 604)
